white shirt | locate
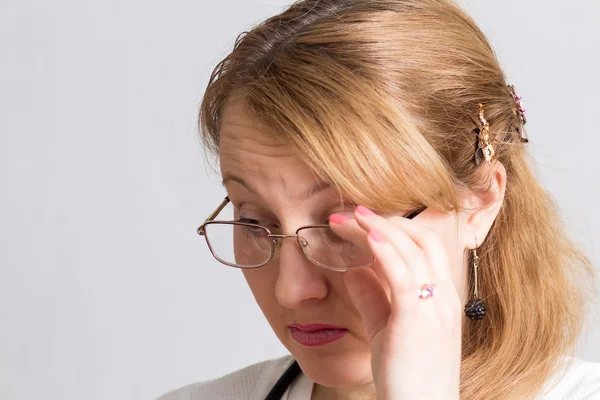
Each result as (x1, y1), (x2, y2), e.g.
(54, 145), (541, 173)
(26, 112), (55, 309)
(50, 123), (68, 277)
(156, 354), (600, 400)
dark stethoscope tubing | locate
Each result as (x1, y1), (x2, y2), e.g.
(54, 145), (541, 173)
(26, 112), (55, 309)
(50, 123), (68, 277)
(264, 360), (301, 400)
(263, 207), (426, 399)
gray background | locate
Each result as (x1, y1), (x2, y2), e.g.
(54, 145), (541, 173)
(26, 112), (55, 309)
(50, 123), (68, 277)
(1, 1), (599, 399)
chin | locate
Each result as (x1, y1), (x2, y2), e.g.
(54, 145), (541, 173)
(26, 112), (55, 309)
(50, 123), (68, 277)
(284, 332), (374, 387)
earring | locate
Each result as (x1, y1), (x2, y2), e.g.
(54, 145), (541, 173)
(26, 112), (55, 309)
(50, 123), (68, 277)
(464, 246), (487, 320)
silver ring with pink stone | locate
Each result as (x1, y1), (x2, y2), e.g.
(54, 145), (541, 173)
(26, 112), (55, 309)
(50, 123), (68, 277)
(417, 283), (437, 299)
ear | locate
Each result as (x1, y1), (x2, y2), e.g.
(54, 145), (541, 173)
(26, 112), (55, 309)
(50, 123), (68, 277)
(460, 160), (507, 249)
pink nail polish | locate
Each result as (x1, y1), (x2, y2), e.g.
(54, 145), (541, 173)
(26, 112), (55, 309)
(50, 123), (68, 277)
(356, 205), (376, 217)
(329, 214), (349, 224)
(369, 229), (386, 242)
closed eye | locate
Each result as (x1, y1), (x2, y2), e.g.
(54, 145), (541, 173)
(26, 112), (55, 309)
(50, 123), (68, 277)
(235, 218), (271, 238)
(236, 217), (261, 225)
(236, 217), (279, 233)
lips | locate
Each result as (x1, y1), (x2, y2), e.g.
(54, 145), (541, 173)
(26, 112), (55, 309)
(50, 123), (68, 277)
(289, 323), (348, 346)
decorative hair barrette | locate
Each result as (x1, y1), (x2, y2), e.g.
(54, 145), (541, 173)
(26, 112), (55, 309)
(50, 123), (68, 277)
(507, 84), (529, 143)
(473, 84), (529, 165)
(474, 103), (495, 165)
(508, 84), (527, 126)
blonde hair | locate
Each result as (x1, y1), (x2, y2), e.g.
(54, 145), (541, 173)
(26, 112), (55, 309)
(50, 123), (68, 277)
(198, 0), (596, 398)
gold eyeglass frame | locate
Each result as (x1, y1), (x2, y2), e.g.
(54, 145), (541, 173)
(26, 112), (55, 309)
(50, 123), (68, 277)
(197, 196), (426, 272)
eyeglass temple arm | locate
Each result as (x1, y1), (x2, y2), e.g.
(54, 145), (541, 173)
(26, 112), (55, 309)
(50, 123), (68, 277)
(197, 196), (230, 235)
(404, 206), (427, 220)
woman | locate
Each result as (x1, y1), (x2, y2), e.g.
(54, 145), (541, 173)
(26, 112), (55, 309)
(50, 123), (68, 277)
(159, 0), (600, 398)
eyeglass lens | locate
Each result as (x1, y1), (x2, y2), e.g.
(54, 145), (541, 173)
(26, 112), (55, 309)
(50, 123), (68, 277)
(203, 222), (373, 270)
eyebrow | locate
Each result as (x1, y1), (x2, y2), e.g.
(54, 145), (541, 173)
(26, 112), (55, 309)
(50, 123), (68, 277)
(221, 173), (332, 201)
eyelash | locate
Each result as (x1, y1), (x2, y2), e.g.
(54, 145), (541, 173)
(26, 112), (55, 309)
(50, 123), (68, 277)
(236, 217), (264, 226)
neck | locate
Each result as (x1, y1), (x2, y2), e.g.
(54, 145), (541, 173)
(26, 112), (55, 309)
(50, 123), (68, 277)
(311, 382), (377, 400)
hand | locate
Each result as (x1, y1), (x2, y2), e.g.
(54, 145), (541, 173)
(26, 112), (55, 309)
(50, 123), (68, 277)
(329, 205), (462, 400)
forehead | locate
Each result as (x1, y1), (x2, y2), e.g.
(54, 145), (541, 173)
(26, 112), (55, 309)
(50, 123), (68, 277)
(219, 100), (296, 162)
(218, 100), (323, 200)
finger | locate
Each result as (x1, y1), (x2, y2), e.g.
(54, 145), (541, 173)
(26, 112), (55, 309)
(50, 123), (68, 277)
(354, 206), (433, 283)
(387, 213), (453, 282)
(329, 214), (393, 301)
(386, 214), (462, 318)
(365, 228), (416, 307)
(367, 232), (456, 347)
(328, 213), (371, 250)
(343, 267), (391, 342)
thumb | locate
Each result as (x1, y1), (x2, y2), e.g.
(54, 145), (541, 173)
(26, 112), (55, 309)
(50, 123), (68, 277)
(343, 267), (391, 342)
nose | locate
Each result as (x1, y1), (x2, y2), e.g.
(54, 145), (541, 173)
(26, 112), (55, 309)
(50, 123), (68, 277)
(273, 236), (328, 309)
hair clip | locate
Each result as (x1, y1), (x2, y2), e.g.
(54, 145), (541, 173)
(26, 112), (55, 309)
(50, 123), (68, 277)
(474, 103), (495, 165)
(507, 84), (529, 143)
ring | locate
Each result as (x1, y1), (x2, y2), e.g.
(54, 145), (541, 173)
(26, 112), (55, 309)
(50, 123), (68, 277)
(417, 283), (436, 299)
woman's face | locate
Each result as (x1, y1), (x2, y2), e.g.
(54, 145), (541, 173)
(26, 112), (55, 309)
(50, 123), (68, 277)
(218, 99), (488, 388)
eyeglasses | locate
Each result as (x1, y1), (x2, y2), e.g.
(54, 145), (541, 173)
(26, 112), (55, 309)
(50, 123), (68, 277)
(197, 196), (426, 272)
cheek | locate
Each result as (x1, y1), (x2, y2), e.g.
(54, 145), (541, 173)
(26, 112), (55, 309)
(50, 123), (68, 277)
(241, 264), (278, 306)
(241, 266), (287, 337)
(233, 229), (272, 267)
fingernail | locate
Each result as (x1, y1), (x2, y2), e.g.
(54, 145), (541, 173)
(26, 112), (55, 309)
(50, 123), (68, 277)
(356, 205), (376, 217)
(368, 229), (386, 242)
(329, 213), (349, 224)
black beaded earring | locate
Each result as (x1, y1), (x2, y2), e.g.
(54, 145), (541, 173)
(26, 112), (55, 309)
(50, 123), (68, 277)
(464, 247), (487, 320)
